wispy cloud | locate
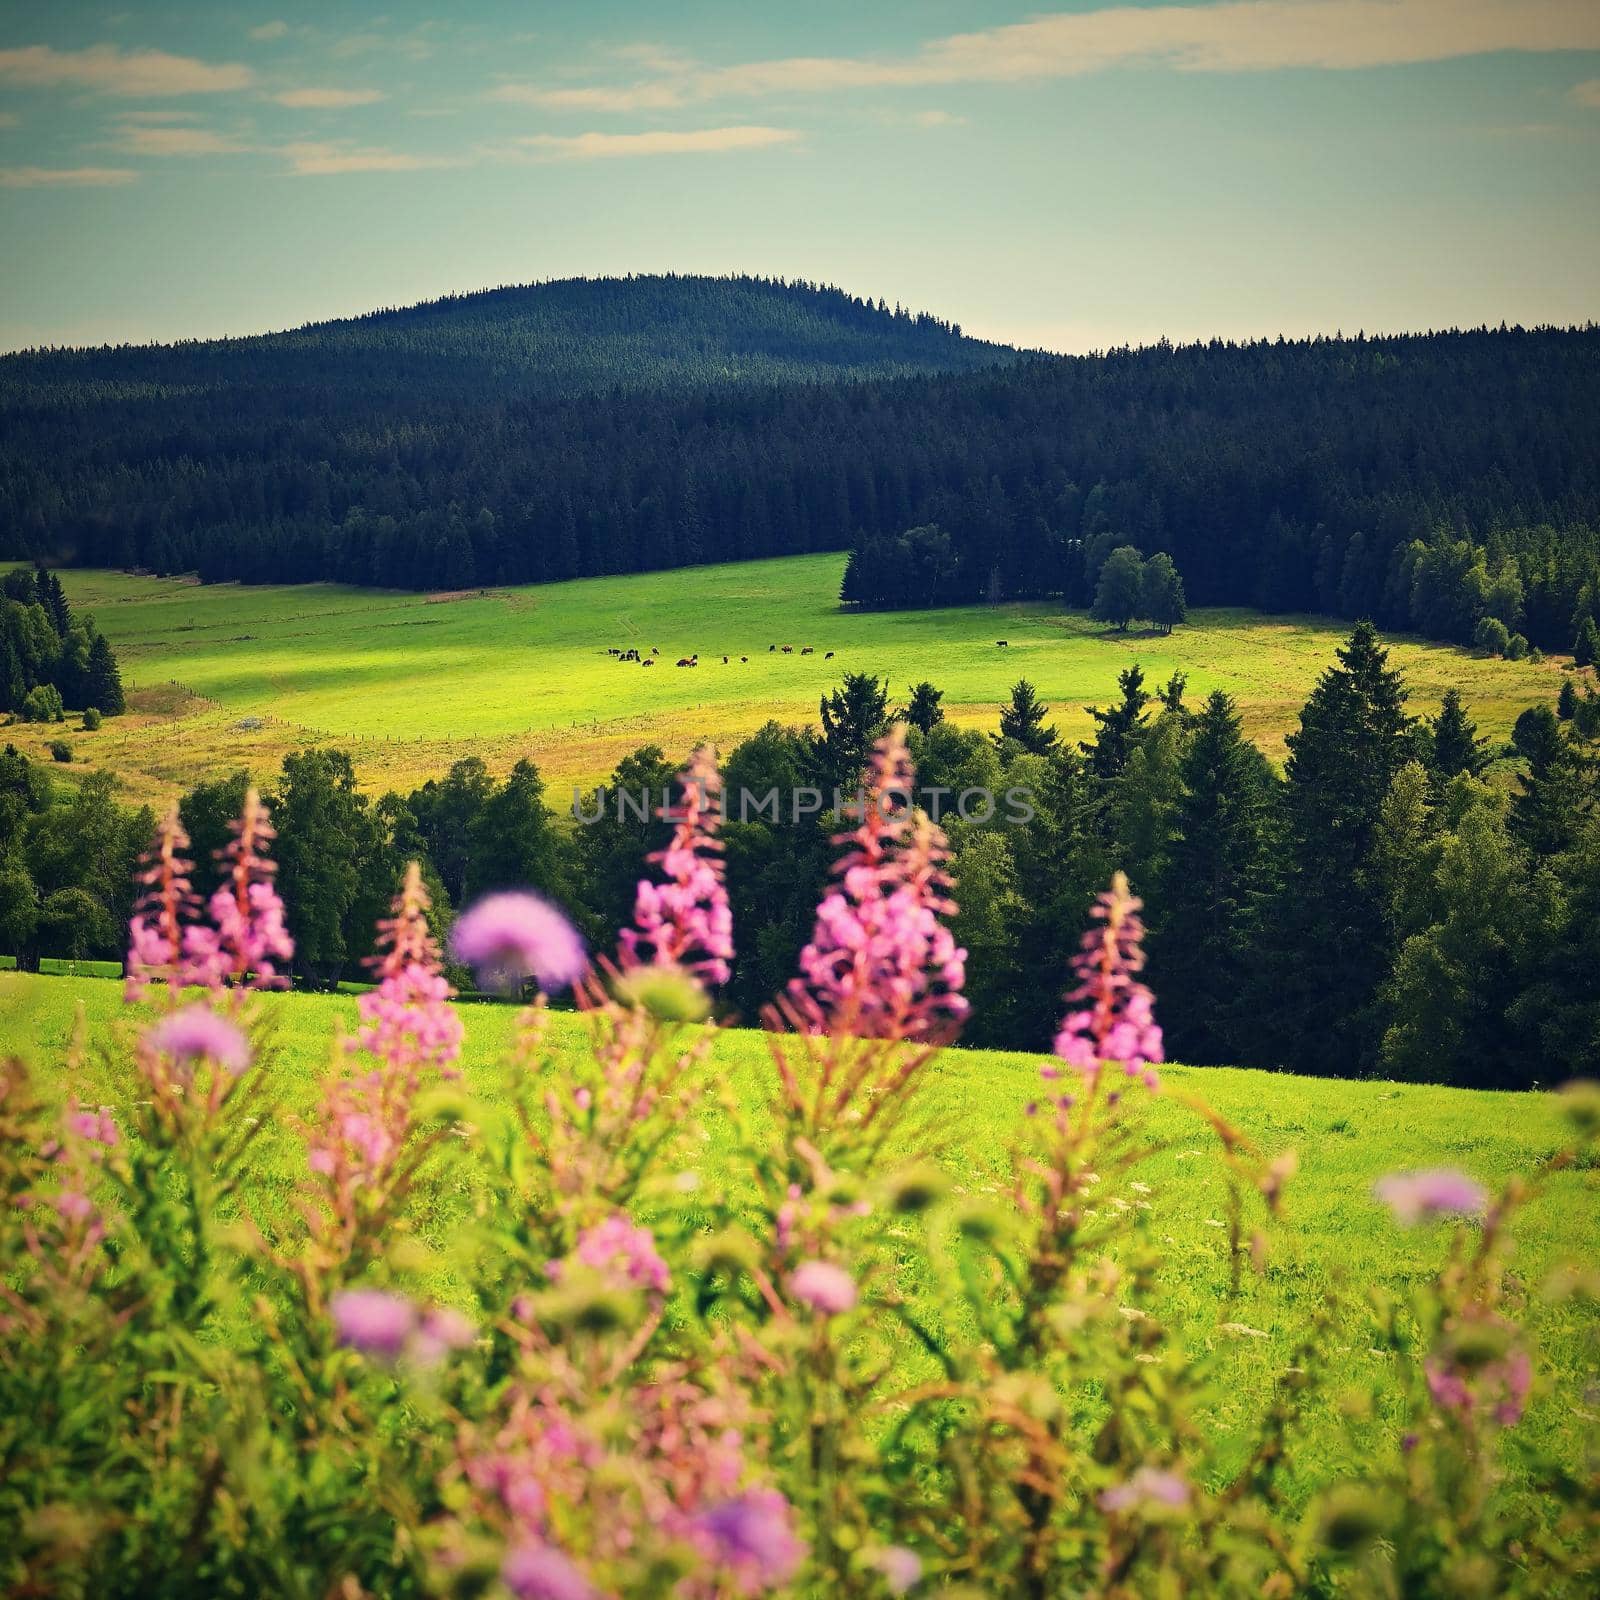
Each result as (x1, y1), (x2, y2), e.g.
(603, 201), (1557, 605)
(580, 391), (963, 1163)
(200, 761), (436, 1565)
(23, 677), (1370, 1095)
(0, 43), (253, 97)
(116, 109), (201, 124)
(0, 164), (138, 188)
(248, 22), (290, 43)
(281, 140), (454, 176)
(272, 87), (385, 108)
(515, 126), (801, 160)
(1572, 78), (1600, 106)
(113, 123), (252, 156)
(490, 0), (1600, 112)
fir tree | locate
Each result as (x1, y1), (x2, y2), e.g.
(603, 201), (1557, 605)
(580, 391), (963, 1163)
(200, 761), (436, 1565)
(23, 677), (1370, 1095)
(815, 673), (890, 792)
(995, 679), (1058, 756)
(1557, 678), (1579, 720)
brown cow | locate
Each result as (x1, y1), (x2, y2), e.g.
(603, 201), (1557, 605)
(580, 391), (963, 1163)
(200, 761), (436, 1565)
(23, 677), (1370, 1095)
(781, 646), (793, 654)
(801, 647), (814, 656)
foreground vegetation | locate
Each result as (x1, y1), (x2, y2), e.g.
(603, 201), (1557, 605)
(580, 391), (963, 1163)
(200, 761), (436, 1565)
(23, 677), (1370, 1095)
(5, 556), (1568, 804)
(3, 746), (1596, 1598)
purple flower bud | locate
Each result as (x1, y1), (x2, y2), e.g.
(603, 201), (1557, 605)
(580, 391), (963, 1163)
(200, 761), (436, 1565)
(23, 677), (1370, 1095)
(451, 892), (587, 993)
(146, 1006), (250, 1075)
(790, 1259), (858, 1316)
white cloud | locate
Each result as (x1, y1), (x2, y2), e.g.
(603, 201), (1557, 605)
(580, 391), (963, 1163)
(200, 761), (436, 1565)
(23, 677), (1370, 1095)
(273, 87), (386, 108)
(0, 164), (138, 187)
(515, 125), (801, 160)
(1572, 78), (1600, 106)
(114, 124), (252, 156)
(490, 0), (1600, 111)
(249, 22), (290, 43)
(282, 140), (454, 175)
(0, 43), (253, 97)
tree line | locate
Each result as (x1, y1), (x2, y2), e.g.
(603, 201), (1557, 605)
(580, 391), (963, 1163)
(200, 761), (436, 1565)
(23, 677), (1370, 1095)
(1, 566), (125, 722)
(3, 286), (1598, 655)
(4, 639), (1597, 1090)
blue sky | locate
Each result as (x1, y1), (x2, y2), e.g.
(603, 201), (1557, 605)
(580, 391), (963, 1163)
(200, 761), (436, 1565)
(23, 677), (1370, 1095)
(2, 1), (1597, 352)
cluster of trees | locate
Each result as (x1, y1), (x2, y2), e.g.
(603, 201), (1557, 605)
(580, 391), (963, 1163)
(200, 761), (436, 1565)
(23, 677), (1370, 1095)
(4, 280), (1598, 653)
(5, 637), (1598, 1089)
(1089, 544), (1187, 632)
(1, 566), (124, 720)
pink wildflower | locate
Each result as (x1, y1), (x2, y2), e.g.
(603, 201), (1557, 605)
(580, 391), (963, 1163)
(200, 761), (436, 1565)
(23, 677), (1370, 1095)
(501, 1543), (595, 1600)
(1424, 1317), (1531, 1427)
(782, 727), (967, 1042)
(202, 789), (294, 988)
(125, 805), (206, 1000)
(146, 1006), (250, 1076)
(63, 1104), (118, 1148)
(411, 1306), (477, 1366)
(1099, 1466), (1192, 1514)
(690, 1489), (806, 1593)
(355, 862), (464, 1079)
(789, 1259), (858, 1316)
(870, 1547), (923, 1594)
(1373, 1168), (1487, 1225)
(620, 745), (734, 987)
(1052, 872), (1163, 1089)
(451, 891), (587, 994)
(560, 1214), (671, 1295)
(332, 1287), (418, 1361)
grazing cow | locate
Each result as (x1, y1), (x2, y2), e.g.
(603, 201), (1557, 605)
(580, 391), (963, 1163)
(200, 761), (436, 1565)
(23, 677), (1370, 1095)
(769, 644), (776, 652)
(676, 657), (692, 667)
(641, 658), (654, 667)
(996, 640), (1009, 648)
(740, 655), (748, 663)
(781, 645), (793, 654)
(608, 648), (620, 656)
(652, 646), (659, 655)
(723, 655), (729, 664)
(825, 651), (834, 659)
(801, 647), (814, 656)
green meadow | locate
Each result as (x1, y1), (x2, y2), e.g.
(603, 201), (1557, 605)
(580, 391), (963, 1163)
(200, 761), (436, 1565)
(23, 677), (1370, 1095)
(8, 555), (1569, 806)
(4, 970), (1597, 1498)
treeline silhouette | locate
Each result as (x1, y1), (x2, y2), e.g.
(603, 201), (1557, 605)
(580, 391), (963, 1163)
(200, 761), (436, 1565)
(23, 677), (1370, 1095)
(2, 276), (1598, 650)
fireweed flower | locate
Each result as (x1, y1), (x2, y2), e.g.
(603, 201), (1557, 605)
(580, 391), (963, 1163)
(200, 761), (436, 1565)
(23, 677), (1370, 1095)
(354, 862), (464, 1081)
(451, 891), (587, 994)
(784, 727), (967, 1042)
(332, 1287), (418, 1360)
(868, 1547), (923, 1594)
(1052, 872), (1163, 1089)
(789, 1258), (858, 1316)
(1374, 1168), (1488, 1226)
(619, 745), (734, 987)
(1099, 1466), (1192, 1514)
(689, 1489), (806, 1592)
(204, 789), (294, 988)
(125, 805), (206, 1000)
(501, 1542), (595, 1600)
(559, 1213), (671, 1295)
(146, 1006), (250, 1076)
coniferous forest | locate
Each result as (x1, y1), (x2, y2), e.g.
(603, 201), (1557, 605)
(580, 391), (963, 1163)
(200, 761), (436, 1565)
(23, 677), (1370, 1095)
(3, 276), (1599, 655)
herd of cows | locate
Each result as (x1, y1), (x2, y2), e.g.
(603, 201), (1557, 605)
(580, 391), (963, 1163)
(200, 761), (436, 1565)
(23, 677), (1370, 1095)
(606, 644), (839, 668)
(605, 641), (1012, 668)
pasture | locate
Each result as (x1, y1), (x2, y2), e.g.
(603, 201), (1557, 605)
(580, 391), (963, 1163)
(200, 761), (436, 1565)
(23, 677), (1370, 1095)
(6, 556), (1572, 806)
(4, 969), (1597, 1498)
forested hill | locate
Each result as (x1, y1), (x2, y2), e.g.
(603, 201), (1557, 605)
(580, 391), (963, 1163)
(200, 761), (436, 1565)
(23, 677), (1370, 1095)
(2, 293), (1598, 653)
(0, 273), (1013, 397)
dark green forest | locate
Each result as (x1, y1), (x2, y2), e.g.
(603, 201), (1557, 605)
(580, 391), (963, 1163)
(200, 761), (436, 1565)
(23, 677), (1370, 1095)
(2, 276), (1598, 653)
(5, 636), (1598, 1090)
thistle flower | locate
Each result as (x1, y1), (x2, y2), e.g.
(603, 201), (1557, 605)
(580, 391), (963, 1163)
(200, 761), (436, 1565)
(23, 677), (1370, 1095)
(619, 745), (734, 987)
(1098, 1466), (1191, 1513)
(1052, 872), (1163, 1089)
(501, 1543), (595, 1600)
(355, 862), (464, 1080)
(1373, 1168), (1487, 1226)
(784, 727), (967, 1042)
(146, 1006), (250, 1076)
(451, 891), (587, 994)
(689, 1489), (806, 1592)
(789, 1258), (858, 1316)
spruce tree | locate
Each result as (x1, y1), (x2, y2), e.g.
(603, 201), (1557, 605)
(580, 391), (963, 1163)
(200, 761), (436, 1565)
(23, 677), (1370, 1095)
(1557, 678), (1578, 720)
(1149, 691), (1275, 1063)
(1574, 616), (1600, 669)
(1509, 709), (1594, 858)
(84, 634), (125, 715)
(1248, 622), (1412, 1074)
(816, 673), (891, 792)
(995, 679), (1058, 756)
(1081, 664), (1151, 783)
(902, 681), (946, 736)
(1426, 688), (1488, 787)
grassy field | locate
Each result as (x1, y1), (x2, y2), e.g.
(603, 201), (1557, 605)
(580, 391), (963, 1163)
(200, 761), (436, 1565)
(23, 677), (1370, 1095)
(6, 556), (1575, 806)
(4, 970), (1597, 1495)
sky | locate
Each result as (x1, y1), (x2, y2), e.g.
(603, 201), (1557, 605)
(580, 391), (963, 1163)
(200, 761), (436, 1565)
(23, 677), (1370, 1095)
(1, 0), (1598, 353)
